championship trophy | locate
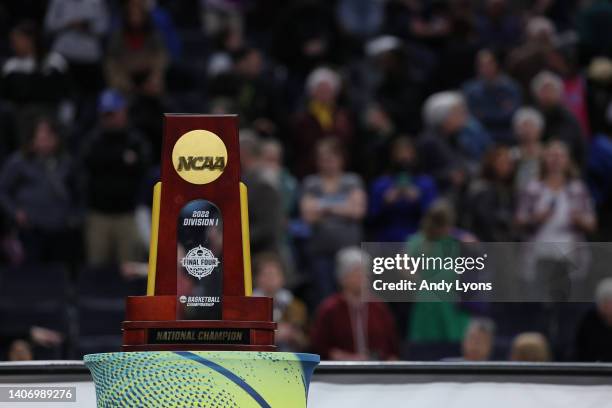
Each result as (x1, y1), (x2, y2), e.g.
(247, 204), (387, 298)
(85, 115), (319, 407)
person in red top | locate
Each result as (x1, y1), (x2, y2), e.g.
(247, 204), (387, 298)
(310, 246), (399, 360)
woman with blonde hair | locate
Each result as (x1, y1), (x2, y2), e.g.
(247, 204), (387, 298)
(510, 332), (551, 362)
(516, 140), (596, 289)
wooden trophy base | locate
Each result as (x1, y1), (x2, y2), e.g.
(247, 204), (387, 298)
(122, 295), (276, 352)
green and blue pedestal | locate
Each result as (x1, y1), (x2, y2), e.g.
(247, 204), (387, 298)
(84, 351), (319, 407)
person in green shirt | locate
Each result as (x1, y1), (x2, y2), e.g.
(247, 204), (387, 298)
(406, 199), (473, 343)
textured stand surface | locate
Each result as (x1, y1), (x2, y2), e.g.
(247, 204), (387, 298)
(85, 351), (319, 408)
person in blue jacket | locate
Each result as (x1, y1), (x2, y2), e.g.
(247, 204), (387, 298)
(369, 136), (437, 242)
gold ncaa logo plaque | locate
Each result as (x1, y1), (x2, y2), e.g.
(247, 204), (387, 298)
(172, 129), (228, 185)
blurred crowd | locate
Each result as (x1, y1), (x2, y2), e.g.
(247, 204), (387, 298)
(0, 0), (612, 363)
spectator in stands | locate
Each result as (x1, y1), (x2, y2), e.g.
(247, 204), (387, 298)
(271, 2), (338, 77)
(556, 46), (591, 137)
(407, 200), (473, 343)
(462, 49), (522, 143)
(588, 116), (612, 241)
(0, 115), (79, 262)
(511, 107), (544, 192)
(129, 61), (173, 163)
(80, 89), (150, 265)
(577, 0), (612, 61)
(44, 0), (109, 93)
(292, 67), (353, 178)
(1, 326), (63, 361)
(526, 0), (578, 31)
(418, 91), (490, 191)
(586, 57), (612, 135)
(369, 136), (437, 241)
(210, 47), (281, 135)
(510, 332), (551, 362)
(310, 247), (399, 360)
(365, 35), (430, 135)
(240, 131), (283, 256)
(506, 17), (558, 94)
(574, 278), (612, 362)
(336, 0), (384, 41)
(200, 0), (245, 38)
(207, 25), (243, 78)
(1, 21), (69, 113)
(475, 0), (521, 52)
(462, 318), (495, 361)
(359, 102), (397, 178)
(466, 146), (516, 242)
(260, 139), (298, 216)
(259, 138), (299, 280)
(433, 3), (481, 91)
(515, 141), (596, 283)
(532, 71), (586, 167)
(145, 1), (182, 62)
(383, 0), (451, 43)
(300, 139), (366, 305)
(253, 252), (308, 352)
(5, 339), (32, 361)
(105, 0), (168, 95)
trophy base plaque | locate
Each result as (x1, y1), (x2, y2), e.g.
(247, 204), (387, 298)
(122, 295), (276, 351)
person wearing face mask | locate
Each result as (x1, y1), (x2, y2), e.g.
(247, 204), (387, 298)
(368, 136), (438, 242)
(0, 114), (79, 263)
